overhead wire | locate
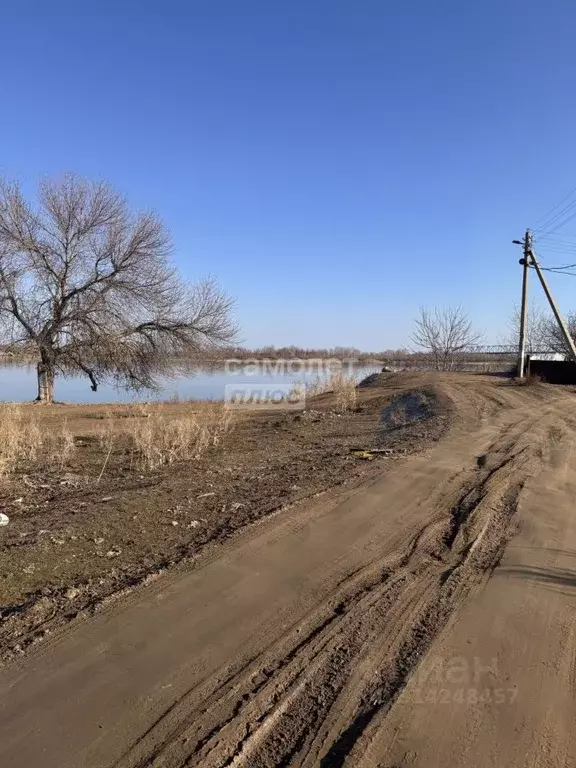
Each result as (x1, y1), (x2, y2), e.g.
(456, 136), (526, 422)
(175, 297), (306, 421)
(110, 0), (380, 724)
(537, 262), (576, 270)
(531, 245), (576, 255)
(529, 266), (576, 276)
(529, 249), (576, 276)
(532, 184), (576, 229)
(535, 234), (576, 245)
(532, 238), (576, 247)
(534, 200), (576, 234)
(537, 207), (576, 237)
(530, 236), (576, 256)
(533, 185), (576, 235)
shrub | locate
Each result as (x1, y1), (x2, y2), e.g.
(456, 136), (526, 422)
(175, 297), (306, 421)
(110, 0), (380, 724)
(330, 372), (357, 412)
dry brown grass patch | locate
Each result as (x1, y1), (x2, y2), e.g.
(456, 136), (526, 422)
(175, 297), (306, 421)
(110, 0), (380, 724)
(0, 405), (76, 477)
(289, 373), (358, 412)
(126, 402), (234, 471)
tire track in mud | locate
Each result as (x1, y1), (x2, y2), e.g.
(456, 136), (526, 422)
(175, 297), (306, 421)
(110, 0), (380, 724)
(222, 441), (535, 768)
(113, 407), (560, 768)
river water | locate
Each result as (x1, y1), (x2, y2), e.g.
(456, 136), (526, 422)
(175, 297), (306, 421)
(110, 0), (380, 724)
(0, 363), (382, 404)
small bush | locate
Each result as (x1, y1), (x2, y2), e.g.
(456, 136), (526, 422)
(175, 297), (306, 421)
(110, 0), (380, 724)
(330, 372), (357, 412)
(288, 381), (305, 401)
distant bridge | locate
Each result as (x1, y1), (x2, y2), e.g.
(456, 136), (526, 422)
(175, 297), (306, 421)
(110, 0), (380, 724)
(379, 346), (560, 363)
(465, 346), (555, 356)
(382, 346), (543, 357)
(466, 345), (517, 355)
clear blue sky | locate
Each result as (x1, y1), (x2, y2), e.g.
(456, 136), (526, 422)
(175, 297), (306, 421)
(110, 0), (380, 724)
(2, 1), (576, 349)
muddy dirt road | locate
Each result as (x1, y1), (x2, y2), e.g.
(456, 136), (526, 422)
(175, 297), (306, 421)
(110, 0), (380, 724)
(1, 375), (575, 767)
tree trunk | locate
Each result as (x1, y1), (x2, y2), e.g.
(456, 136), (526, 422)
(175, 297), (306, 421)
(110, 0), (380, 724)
(36, 361), (55, 403)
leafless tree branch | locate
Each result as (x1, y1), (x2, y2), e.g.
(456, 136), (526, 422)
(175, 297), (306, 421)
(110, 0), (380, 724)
(411, 306), (483, 371)
(0, 173), (238, 401)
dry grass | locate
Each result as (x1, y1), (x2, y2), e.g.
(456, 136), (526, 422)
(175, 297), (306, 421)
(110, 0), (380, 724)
(330, 372), (357, 412)
(0, 401), (234, 480)
(289, 372), (358, 412)
(0, 405), (76, 477)
(287, 381), (306, 402)
(304, 378), (327, 398)
(126, 402), (234, 471)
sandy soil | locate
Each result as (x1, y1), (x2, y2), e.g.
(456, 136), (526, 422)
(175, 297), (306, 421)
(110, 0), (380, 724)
(0, 372), (575, 767)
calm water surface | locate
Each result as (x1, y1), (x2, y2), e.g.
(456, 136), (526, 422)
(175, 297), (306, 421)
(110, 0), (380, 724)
(0, 364), (382, 404)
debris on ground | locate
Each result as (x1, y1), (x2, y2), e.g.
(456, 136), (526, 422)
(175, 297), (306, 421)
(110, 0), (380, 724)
(350, 449), (375, 460)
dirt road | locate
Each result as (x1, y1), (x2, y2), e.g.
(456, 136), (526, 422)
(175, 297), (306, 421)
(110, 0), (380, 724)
(1, 375), (575, 767)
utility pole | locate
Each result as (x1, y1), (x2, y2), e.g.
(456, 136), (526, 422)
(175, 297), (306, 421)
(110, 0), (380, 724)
(529, 250), (576, 362)
(517, 229), (531, 378)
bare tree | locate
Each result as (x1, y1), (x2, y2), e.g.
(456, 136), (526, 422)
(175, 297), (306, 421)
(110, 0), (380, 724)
(504, 303), (576, 357)
(505, 303), (548, 353)
(0, 174), (237, 402)
(411, 306), (483, 371)
(540, 311), (576, 356)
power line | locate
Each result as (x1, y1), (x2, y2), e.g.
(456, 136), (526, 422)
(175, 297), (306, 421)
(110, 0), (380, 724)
(533, 248), (576, 256)
(530, 250), (576, 275)
(529, 266), (576, 276)
(532, 240), (576, 249)
(532, 184), (576, 229)
(534, 200), (576, 234)
(533, 189), (576, 235)
(542, 213), (576, 237)
(532, 246), (576, 256)
(535, 234), (576, 244)
(539, 262), (576, 270)
(515, 232), (576, 374)
(540, 200), (576, 238)
(533, 234), (576, 245)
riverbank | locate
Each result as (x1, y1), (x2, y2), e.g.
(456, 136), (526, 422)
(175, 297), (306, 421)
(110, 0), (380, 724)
(0, 374), (450, 662)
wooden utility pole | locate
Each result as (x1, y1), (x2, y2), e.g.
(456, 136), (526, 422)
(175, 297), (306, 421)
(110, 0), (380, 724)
(517, 229), (531, 378)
